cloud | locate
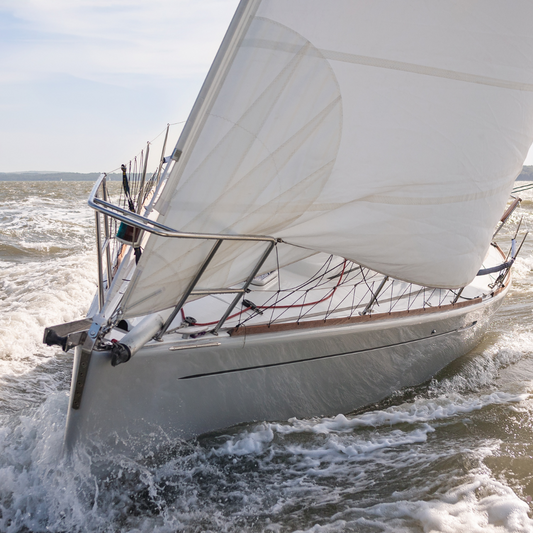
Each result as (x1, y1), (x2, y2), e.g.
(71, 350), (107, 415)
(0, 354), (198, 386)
(0, 0), (240, 84)
(0, 0), (240, 171)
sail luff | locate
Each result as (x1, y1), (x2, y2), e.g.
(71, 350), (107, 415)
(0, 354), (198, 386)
(120, 0), (262, 312)
(155, 0), (261, 217)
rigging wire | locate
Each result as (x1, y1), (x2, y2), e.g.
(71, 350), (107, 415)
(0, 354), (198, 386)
(105, 121), (186, 176)
(190, 259), (348, 327)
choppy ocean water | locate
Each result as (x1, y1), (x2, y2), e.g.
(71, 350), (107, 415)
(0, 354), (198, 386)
(1, 180), (533, 532)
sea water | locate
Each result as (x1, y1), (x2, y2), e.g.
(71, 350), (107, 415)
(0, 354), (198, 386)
(1, 180), (533, 532)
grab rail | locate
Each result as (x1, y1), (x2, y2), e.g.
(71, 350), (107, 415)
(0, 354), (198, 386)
(89, 173), (277, 333)
(89, 173), (276, 244)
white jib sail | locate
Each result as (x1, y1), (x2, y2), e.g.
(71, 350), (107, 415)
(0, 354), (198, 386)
(120, 0), (533, 318)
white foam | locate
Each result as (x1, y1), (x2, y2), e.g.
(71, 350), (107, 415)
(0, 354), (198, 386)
(285, 425), (435, 463)
(0, 183), (97, 372)
(260, 391), (527, 438)
(433, 329), (533, 396)
(511, 254), (533, 283)
(0, 183), (98, 412)
(213, 426), (275, 456)
(341, 474), (533, 533)
(0, 252), (96, 367)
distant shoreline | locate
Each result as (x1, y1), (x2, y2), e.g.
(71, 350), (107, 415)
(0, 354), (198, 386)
(0, 172), (120, 182)
(517, 166), (533, 181)
(2, 167), (533, 182)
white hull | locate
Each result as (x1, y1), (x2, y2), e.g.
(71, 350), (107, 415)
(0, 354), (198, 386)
(64, 283), (507, 453)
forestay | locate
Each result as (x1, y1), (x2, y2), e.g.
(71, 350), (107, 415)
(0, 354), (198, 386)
(120, 0), (533, 318)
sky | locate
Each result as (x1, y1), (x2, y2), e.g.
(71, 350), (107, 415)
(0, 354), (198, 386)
(1, 0), (533, 173)
(0, 0), (240, 173)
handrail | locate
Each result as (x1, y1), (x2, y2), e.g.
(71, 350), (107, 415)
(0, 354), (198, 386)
(88, 173), (276, 244)
(94, 208), (105, 312)
(89, 172), (279, 337)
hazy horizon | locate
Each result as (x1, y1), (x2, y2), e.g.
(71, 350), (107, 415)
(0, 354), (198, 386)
(2, 167), (533, 182)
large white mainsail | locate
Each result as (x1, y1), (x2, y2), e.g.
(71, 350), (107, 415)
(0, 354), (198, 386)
(120, 0), (533, 318)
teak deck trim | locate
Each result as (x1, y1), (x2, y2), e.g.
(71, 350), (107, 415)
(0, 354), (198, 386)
(228, 297), (483, 337)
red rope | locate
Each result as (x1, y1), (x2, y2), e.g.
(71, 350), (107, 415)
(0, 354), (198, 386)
(192, 260), (347, 327)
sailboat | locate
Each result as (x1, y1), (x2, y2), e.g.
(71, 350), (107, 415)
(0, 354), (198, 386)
(44, 0), (533, 454)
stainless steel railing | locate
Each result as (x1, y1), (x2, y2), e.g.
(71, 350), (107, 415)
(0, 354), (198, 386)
(89, 172), (277, 334)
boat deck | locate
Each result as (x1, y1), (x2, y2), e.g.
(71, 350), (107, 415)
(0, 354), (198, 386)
(133, 244), (506, 337)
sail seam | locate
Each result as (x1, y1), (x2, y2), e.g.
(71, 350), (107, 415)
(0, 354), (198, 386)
(351, 180), (513, 206)
(292, 179), (512, 209)
(244, 35), (533, 92)
(320, 50), (533, 92)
